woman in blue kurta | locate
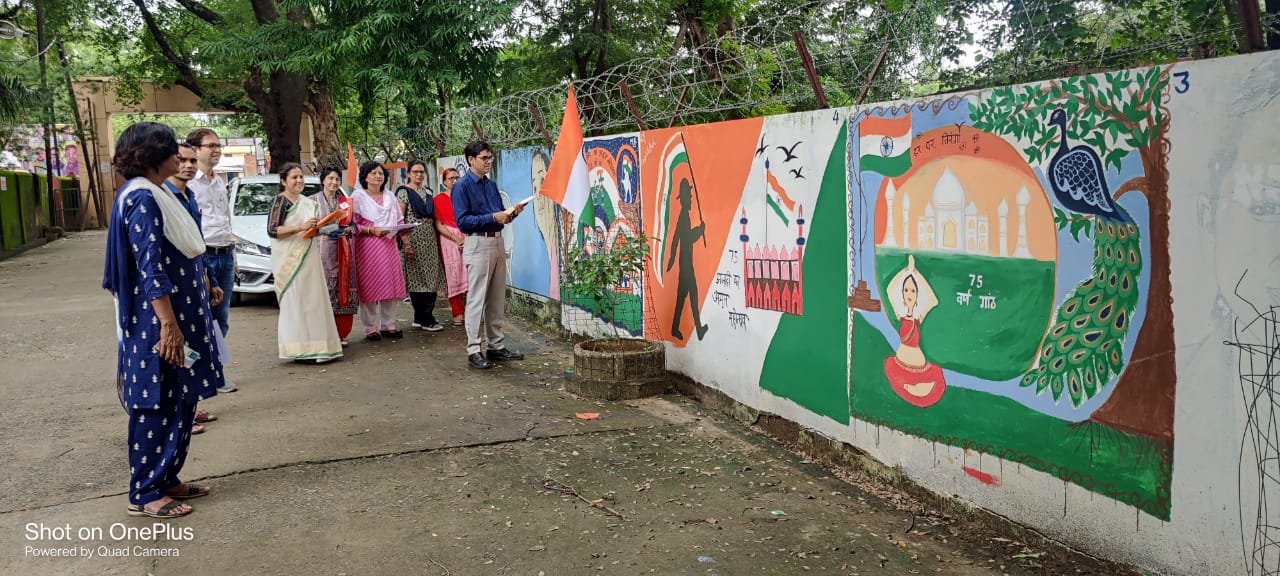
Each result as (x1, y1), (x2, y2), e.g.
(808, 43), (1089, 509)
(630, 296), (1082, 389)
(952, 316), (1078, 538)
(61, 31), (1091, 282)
(102, 122), (224, 518)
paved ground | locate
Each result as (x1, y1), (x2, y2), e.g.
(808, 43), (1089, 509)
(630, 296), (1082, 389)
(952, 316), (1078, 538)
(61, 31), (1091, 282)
(0, 232), (1139, 575)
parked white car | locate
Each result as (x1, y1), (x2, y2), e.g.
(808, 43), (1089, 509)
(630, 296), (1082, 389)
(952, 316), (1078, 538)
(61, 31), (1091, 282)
(228, 174), (322, 304)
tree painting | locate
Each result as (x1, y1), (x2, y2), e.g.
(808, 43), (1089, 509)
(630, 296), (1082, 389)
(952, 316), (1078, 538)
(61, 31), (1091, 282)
(970, 66), (1176, 444)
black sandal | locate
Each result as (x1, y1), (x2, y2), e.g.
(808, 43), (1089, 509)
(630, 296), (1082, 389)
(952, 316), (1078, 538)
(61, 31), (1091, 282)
(366, 332), (382, 341)
(127, 499), (192, 518)
(382, 330), (404, 340)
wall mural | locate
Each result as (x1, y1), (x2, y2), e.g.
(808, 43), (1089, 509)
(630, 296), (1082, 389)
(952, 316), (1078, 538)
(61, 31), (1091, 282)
(848, 66), (1176, 520)
(496, 147), (557, 298)
(560, 135), (644, 336)
(493, 61), (1200, 527)
(642, 120), (762, 348)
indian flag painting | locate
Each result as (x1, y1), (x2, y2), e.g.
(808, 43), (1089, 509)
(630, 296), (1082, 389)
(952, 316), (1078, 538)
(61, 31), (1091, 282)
(858, 114), (912, 177)
(652, 132), (693, 287)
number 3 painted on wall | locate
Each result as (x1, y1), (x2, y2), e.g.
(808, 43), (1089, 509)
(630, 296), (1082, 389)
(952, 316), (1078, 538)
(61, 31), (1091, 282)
(1173, 71), (1190, 94)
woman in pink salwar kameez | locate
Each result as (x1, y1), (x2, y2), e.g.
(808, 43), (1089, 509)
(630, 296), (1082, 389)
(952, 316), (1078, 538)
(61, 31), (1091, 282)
(433, 168), (468, 325)
(351, 161), (407, 340)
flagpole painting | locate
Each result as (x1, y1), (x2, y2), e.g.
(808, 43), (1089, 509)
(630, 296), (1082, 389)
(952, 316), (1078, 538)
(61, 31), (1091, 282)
(849, 113), (915, 313)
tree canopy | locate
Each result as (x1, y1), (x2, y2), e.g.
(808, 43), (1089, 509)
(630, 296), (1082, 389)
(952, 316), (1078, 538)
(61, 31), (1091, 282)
(1, 0), (1274, 164)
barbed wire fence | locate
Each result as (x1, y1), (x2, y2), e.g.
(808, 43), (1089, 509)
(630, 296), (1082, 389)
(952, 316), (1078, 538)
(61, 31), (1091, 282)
(317, 0), (1278, 165)
(312, 0), (1278, 342)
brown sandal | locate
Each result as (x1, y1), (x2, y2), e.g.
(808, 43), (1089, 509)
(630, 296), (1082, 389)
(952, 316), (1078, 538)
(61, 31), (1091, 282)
(165, 483), (209, 500)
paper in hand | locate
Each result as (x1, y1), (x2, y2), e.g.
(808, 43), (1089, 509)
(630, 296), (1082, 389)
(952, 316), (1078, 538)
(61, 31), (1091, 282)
(385, 223), (420, 235)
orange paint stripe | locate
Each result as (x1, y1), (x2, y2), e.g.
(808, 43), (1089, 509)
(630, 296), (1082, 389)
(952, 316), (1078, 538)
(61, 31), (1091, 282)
(765, 168), (796, 211)
(859, 114), (911, 137)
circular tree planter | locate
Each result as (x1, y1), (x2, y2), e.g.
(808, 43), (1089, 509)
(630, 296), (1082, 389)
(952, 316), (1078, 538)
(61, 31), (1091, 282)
(567, 338), (667, 401)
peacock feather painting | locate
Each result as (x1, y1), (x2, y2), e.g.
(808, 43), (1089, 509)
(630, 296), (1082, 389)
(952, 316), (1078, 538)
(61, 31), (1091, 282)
(1019, 108), (1144, 408)
(850, 65), (1177, 520)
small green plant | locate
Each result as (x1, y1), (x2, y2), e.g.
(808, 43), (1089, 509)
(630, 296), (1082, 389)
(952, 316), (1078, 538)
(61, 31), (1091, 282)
(562, 232), (650, 339)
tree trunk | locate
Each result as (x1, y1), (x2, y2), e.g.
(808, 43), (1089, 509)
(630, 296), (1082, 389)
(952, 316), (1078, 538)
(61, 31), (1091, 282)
(305, 79), (341, 166)
(1088, 118), (1176, 441)
(245, 67), (308, 171)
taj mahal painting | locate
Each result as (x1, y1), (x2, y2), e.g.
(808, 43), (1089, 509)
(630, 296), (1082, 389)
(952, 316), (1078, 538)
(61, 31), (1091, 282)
(880, 165), (1036, 259)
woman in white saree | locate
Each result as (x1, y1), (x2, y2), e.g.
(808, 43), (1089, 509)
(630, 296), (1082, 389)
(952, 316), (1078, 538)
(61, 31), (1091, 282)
(267, 163), (343, 363)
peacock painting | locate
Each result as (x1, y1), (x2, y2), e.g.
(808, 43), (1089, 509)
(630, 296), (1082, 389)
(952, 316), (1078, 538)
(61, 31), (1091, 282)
(1020, 108), (1143, 407)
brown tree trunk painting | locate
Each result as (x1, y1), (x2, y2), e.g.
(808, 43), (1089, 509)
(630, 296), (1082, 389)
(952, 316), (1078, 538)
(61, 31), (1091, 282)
(1089, 96), (1176, 441)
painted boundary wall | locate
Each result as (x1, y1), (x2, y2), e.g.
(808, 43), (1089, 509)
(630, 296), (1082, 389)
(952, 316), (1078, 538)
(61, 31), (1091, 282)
(451, 51), (1280, 575)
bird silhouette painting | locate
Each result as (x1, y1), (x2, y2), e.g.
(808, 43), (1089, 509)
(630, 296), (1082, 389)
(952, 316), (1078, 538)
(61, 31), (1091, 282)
(755, 134), (768, 157)
(1020, 108), (1143, 408)
(776, 141), (801, 162)
(789, 166), (805, 179)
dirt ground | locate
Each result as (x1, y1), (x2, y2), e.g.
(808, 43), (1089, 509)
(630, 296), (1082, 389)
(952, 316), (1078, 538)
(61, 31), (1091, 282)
(0, 232), (1143, 575)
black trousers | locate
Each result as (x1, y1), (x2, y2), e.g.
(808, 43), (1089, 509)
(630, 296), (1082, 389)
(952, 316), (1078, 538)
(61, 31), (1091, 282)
(408, 291), (438, 326)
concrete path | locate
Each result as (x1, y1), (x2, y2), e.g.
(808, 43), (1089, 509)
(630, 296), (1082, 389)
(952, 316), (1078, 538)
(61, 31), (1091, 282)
(0, 232), (1136, 575)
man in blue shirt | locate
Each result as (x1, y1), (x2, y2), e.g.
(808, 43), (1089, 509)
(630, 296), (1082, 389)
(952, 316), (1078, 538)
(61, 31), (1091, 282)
(452, 141), (525, 369)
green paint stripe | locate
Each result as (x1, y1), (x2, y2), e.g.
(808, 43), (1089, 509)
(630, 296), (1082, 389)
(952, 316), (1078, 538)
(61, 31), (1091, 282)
(766, 194), (790, 226)
(657, 149), (687, 281)
(860, 153), (911, 177)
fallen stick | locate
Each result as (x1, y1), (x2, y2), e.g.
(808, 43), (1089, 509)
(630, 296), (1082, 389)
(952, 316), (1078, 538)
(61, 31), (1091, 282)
(542, 476), (626, 520)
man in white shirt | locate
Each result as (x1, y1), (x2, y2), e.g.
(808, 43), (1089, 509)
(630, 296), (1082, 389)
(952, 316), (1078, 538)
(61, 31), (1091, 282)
(185, 128), (237, 393)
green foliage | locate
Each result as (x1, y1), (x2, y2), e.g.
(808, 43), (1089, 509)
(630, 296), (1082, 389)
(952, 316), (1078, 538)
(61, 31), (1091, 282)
(1052, 208), (1094, 241)
(562, 233), (650, 338)
(971, 66), (1167, 181)
(0, 74), (37, 122)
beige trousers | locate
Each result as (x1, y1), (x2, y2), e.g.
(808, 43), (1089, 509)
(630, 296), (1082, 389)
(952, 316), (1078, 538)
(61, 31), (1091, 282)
(462, 234), (507, 355)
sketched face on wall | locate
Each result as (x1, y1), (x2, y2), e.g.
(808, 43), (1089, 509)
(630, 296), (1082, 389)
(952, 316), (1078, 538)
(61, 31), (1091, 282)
(1213, 88), (1280, 318)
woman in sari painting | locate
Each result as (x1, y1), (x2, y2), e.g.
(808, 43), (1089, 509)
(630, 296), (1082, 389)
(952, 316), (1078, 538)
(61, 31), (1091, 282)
(314, 166), (359, 346)
(433, 168), (468, 326)
(267, 163), (343, 363)
(883, 255), (947, 407)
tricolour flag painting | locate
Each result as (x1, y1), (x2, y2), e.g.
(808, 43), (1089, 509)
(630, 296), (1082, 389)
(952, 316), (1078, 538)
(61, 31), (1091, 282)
(651, 132), (694, 286)
(764, 158), (797, 226)
(537, 85), (589, 216)
(858, 114), (912, 177)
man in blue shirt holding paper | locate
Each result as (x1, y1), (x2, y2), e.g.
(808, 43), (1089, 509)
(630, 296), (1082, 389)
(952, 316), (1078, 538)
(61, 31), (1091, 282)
(453, 141), (526, 369)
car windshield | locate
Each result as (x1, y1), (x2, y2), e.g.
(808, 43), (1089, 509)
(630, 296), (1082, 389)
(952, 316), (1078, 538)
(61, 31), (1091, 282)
(233, 181), (322, 215)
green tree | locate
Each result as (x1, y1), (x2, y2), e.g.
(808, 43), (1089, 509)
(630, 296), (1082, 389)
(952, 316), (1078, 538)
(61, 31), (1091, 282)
(283, 0), (517, 161)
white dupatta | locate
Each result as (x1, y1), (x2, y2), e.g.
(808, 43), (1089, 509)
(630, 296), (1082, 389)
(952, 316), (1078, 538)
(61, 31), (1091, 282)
(116, 176), (206, 259)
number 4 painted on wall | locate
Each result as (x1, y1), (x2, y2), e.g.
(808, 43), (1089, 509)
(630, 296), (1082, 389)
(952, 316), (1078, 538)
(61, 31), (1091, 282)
(1173, 71), (1190, 94)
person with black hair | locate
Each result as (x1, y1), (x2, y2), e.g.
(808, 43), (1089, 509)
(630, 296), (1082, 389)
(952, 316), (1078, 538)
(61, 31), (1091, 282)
(397, 159), (446, 332)
(102, 122), (225, 518)
(351, 161), (407, 340)
(315, 166), (360, 345)
(452, 141), (525, 369)
(185, 128), (238, 394)
(267, 162), (343, 363)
